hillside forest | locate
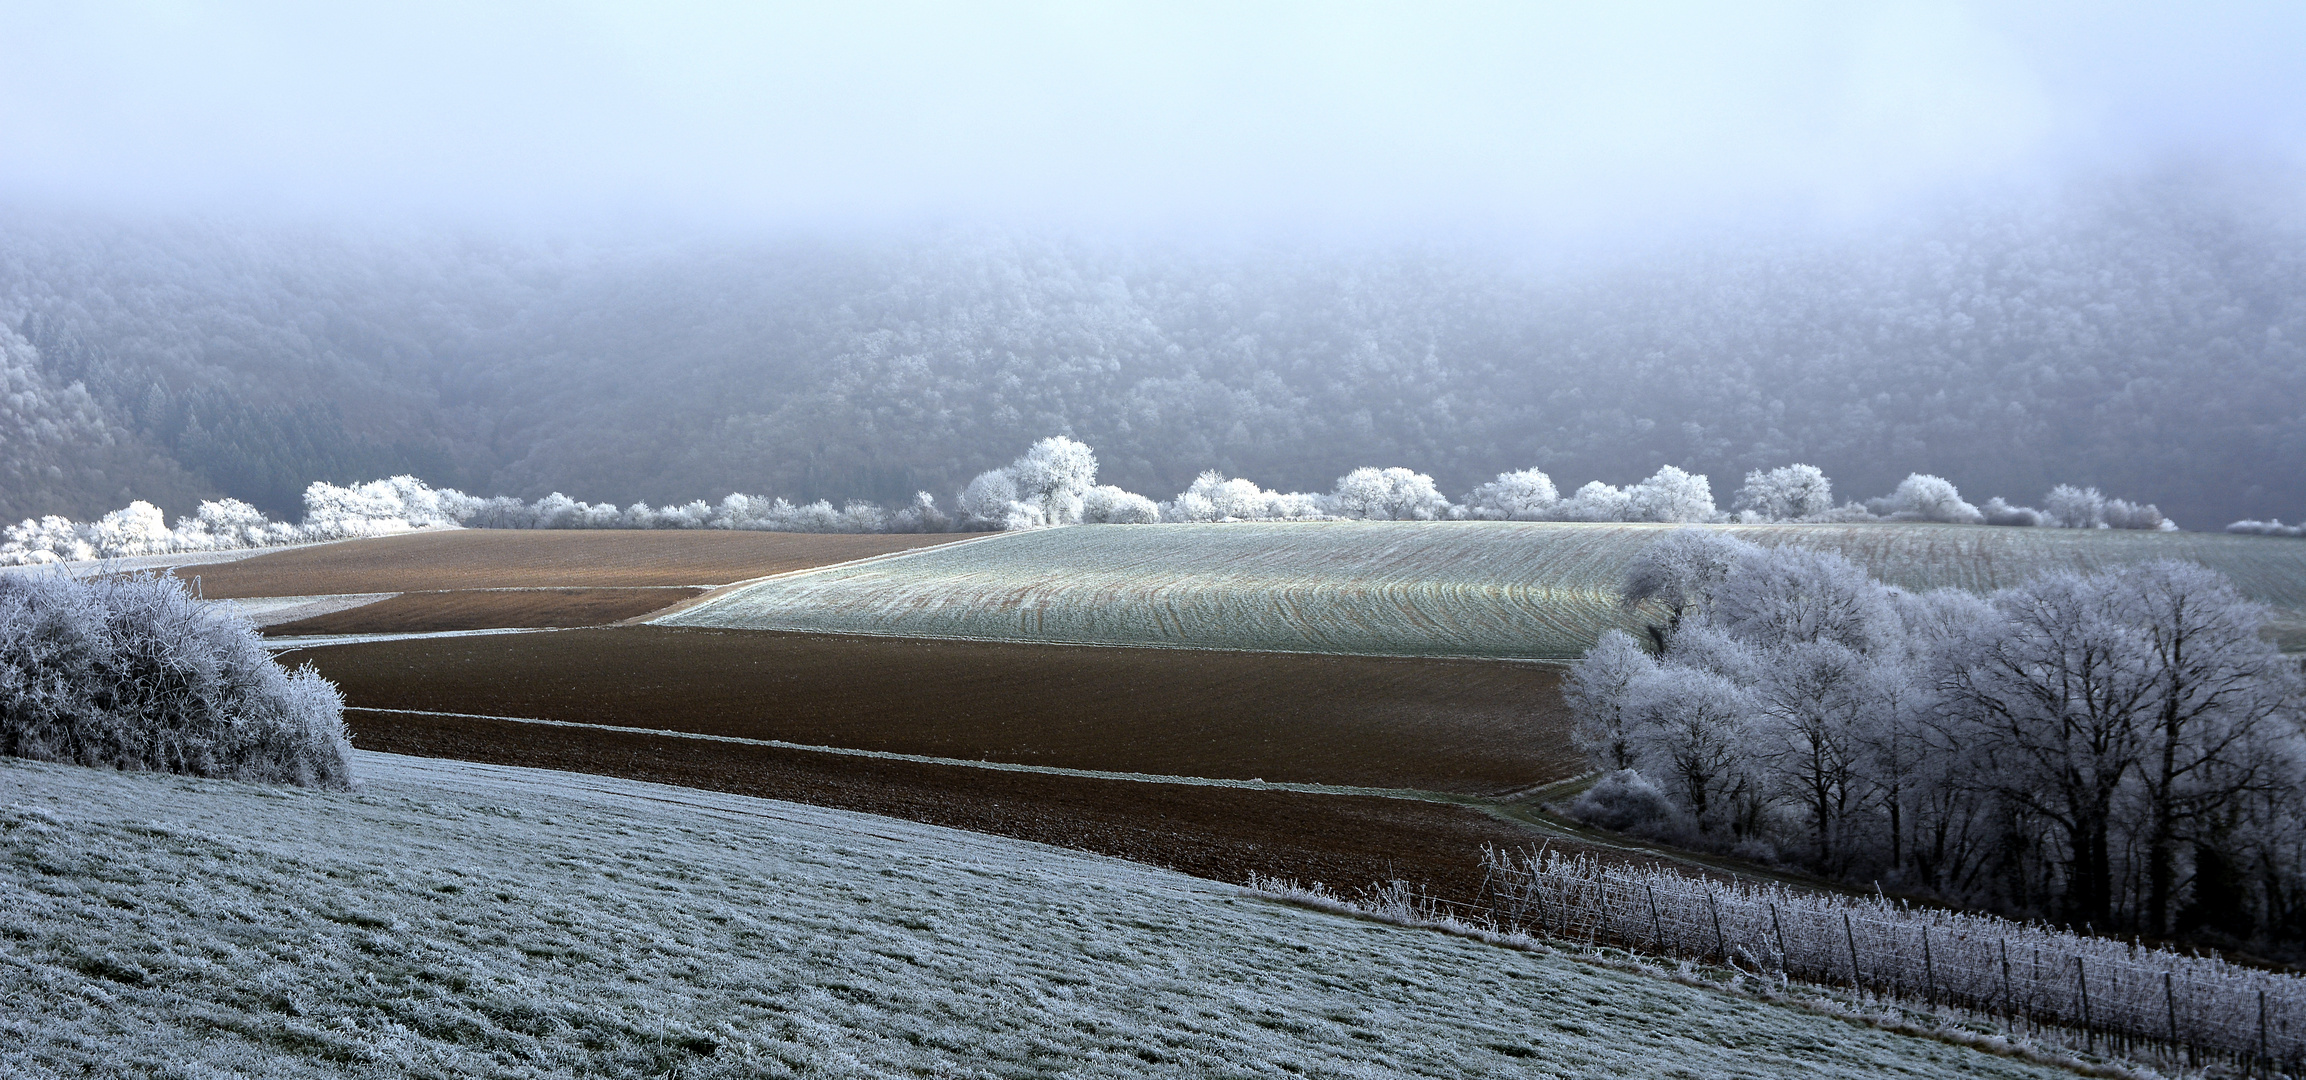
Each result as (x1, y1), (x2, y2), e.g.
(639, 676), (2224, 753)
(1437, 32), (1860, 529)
(2, 168), (2302, 532)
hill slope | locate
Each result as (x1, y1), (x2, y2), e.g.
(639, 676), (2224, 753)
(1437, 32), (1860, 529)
(0, 753), (2072, 1078)
(660, 520), (2306, 658)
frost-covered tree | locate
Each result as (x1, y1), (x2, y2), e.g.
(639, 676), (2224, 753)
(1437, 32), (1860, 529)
(1623, 664), (1759, 837)
(1549, 481), (1631, 522)
(2043, 484), (2107, 529)
(1710, 545), (1900, 655)
(1462, 468), (1559, 520)
(1733, 464), (1833, 522)
(1620, 528), (1759, 649)
(1328, 467), (1451, 520)
(1564, 630), (1652, 771)
(1623, 466), (1721, 523)
(0, 571), (354, 788)
(1009, 436), (1099, 525)
(958, 468), (1024, 525)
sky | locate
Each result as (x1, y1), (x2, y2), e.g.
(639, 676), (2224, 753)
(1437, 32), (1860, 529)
(2, 1), (2301, 239)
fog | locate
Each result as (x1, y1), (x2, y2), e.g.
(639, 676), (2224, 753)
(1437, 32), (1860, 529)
(3, 3), (2304, 532)
(8, 3), (2299, 237)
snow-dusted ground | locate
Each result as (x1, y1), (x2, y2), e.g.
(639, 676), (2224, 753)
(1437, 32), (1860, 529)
(217, 593), (399, 627)
(1, 753), (2071, 1079)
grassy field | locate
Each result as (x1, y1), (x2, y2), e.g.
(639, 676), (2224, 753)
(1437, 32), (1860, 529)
(177, 529), (973, 597)
(1, 753), (2076, 1079)
(660, 521), (2306, 658)
(288, 625), (1580, 795)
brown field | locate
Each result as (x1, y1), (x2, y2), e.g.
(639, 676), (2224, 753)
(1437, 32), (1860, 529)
(263, 587), (706, 636)
(289, 626), (1579, 796)
(348, 708), (1564, 910)
(178, 529), (975, 598)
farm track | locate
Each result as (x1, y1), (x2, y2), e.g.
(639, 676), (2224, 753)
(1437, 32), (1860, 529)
(175, 528), (975, 597)
(663, 521), (2306, 658)
(261, 587), (704, 635)
(287, 625), (1582, 795)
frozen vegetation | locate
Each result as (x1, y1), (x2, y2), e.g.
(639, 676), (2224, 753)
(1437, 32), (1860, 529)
(1479, 847), (2306, 1073)
(0, 750), (2079, 1079)
(662, 520), (2306, 660)
(1564, 532), (2306, 946)
(4, 436), (2185, 575)
(0, 571), (352, 788)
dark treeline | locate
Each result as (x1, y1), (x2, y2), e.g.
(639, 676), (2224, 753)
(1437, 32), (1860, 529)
(2, 166), (2301, 527)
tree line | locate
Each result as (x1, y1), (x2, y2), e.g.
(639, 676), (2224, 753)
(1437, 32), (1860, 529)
(1564, 529), (2306, 948)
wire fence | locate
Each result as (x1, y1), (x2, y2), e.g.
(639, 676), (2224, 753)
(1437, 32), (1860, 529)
(1471, 846), (2305, 1076)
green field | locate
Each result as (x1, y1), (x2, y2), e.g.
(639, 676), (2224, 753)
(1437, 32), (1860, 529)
(659, 521), (2306, 659)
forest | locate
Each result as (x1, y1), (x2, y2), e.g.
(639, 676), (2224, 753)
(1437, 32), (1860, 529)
(1, 166), (2301, 531)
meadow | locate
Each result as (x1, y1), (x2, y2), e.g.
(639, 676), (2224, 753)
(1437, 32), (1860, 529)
(1, 752), (2078, 1079)
(660, 521), (2306, 658)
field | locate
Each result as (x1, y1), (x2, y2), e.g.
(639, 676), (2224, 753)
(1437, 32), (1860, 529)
(178, 528), (974, 597)
(263, 587), (704, 635)
(289, 626), (1580, 795)
(660, 521), (2306, 658)
(0, 753), (2075, 1079)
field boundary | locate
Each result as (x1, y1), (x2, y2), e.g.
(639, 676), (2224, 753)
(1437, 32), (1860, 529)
(270, 627), (566, 650)
(637, 530), (1016, 624)
(635, 619), (1580, 665)
(343, 704), (1478, 803)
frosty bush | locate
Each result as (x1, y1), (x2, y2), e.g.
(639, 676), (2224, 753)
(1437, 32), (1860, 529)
(1562, 768), (1688, 838)
(0, 570), (354, 788)
(2228, 518), (2306, 538)
(1978, 496), (2044, 527)
(1869, 473), (1984, 524)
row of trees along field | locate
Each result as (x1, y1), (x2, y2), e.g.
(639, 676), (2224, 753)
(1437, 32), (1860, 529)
(2, 168), (2302, 529)
(1, 435), (2193, 565)
(1564, 530), (2306, 951)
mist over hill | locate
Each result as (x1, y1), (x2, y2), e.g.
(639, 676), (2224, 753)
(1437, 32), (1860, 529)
(2, 167), (2300, 528)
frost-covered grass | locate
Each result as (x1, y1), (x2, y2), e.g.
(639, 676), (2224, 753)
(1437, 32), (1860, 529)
(0, 752), (2079, 1079)
(661, 520), (2306, 658)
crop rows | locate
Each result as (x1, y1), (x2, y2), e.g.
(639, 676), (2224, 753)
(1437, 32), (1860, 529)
(661, 521), (2306, 659)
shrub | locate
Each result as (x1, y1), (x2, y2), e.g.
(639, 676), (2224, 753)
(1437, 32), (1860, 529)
(0, 570), (355, 789)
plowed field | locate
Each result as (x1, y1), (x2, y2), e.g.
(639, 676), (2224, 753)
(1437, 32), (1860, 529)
(344, 708), (1556, 910)
(286, 626), (1578, 795)
(263, 587), (704, 635)
(178, 528), (975, 597)
(661, 521), (2306, 658)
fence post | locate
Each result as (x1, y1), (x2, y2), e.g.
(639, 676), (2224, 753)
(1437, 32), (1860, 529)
(2259, 988), (2270, 1079)
(1844, 913), (1863, 995)
(1646, 883), (1663, 952)
(2075, 956), (2093, 1054)
(1707, 889), (1727, 963)
(1769, 903), (1788, 970)
(2164, 971), (2190, 1069)
(1921, 926), (1935, 1009)
(2000, 938), (2015, 1026)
